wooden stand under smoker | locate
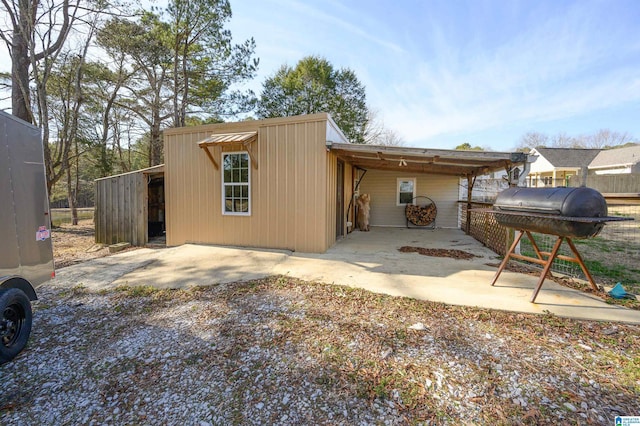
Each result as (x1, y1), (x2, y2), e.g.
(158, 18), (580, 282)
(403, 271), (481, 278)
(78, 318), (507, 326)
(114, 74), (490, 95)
(491, 230), (599, 303)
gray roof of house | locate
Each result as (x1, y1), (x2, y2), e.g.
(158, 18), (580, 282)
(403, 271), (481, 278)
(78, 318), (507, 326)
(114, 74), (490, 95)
(589, 144), (640, 168)
(535, 147), (601, 168)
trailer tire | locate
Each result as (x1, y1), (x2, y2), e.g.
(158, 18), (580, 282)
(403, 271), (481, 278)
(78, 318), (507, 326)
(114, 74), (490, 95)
(0, 288), (33, 365)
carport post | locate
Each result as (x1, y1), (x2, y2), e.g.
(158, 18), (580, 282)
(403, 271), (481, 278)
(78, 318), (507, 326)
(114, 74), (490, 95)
(465, 174), (476, 233)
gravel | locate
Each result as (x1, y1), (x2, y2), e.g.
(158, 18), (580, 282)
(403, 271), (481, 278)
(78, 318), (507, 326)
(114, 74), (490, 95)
(1, 275), (639, 425)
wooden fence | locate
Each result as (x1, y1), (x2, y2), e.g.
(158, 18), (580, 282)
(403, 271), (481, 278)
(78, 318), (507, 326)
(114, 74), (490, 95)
(95, 171), (147, 246)
(568, 173), (640, 193)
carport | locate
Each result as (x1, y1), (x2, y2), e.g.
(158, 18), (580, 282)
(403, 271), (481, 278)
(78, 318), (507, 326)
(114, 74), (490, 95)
(328, 142), (533, 233)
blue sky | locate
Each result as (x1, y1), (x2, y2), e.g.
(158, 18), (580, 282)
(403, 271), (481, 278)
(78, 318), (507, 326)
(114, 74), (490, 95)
(226, 0), (640, 150)
(2, 0), (638, 151)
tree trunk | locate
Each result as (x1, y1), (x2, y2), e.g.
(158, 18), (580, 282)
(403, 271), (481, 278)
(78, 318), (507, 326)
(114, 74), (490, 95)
(150, 118), (162, 166)
(65, 159), (78, 225)
(10, 23), (32, 123)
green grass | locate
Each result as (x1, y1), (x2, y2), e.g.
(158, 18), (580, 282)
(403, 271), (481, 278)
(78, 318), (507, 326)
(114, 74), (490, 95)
(574, 236), (640, 253)
(114, 285), (161, 298)
(51, 208), (94, 226)
(520, 236), (640, 294)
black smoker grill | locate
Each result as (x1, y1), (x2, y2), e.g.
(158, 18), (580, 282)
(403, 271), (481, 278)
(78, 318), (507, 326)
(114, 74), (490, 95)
(481, 187), (632, 302)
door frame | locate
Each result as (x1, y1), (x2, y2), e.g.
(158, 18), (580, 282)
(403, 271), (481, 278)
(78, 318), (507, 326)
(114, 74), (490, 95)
(336, 160), (345, 238)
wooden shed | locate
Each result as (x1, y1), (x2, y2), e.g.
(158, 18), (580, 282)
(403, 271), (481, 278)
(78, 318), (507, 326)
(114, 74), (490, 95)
(95, 164), (165, 246)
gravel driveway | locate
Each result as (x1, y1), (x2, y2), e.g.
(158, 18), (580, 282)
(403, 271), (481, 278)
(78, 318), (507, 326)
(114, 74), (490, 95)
(1, 275), (639, 425)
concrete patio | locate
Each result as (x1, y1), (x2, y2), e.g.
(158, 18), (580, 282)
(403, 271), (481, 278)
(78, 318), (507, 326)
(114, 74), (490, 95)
(55, 227), (640, 323)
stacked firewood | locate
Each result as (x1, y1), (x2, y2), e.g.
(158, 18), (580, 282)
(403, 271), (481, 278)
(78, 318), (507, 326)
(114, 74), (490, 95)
(405, 202), (437, 226)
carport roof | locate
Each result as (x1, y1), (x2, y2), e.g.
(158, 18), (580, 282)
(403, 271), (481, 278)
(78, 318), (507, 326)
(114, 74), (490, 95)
(328, 142), (530, 176)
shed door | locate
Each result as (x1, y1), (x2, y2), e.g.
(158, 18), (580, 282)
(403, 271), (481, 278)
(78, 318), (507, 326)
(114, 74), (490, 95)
(336, 160), (344, 238)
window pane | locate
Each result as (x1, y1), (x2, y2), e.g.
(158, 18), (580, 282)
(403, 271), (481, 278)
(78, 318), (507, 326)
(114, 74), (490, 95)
(399, 181), (414, 192)
(233, 199), (246, 212)
(399, 192), (413, 204)
(222, 153), (250, 214)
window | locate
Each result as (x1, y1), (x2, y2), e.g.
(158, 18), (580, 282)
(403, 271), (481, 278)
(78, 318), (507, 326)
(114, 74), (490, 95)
(222, 152), (250, 215)
(397, 178), (416, 206)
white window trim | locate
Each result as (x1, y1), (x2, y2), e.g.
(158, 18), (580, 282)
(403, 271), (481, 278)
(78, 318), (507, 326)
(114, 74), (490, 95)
(396, 177), (416, 206)
(221, 151), (251, 216)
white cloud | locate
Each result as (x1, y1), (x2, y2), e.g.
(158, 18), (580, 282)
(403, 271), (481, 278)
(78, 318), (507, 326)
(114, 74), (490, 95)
(275, 0), (407, 54)
(367, 1), (640, 148)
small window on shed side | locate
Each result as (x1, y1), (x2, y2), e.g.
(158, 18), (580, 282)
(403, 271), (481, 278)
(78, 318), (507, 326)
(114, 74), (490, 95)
(397, 178), (416, 206)
(222, 152), (250, 215)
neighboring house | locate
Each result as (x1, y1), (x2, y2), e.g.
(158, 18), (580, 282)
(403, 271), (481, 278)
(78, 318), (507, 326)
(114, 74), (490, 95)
(588, 144), (640, 175)
(95, 113), (531, 252)
(526, 147), (601, 187)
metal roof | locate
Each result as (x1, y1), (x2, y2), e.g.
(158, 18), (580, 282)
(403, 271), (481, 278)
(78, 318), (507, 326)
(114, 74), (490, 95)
(197, 131), (257, 146)
(328, 142), (531, 176)
(198, 131), (259, 170)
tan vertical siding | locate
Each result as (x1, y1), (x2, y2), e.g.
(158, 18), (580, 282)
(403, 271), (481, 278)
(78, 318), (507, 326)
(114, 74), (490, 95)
(95, 171), (147, 246)
(165, 114), (331, 253)
(358, 169), (459, 228)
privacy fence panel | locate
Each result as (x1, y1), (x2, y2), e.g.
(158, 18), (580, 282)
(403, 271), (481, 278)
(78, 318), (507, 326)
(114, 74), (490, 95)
(568, 173), (640, 193)
(95, 171), (146, 246)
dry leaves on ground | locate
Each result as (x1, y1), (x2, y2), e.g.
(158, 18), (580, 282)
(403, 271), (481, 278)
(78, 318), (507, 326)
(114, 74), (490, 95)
(2, 276), (638, 425)
(399, 246), (477, 260)
(51, 220), (138, 268)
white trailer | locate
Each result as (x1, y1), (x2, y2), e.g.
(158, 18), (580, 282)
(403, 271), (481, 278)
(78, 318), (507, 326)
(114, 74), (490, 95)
(0, 110), (54, 364)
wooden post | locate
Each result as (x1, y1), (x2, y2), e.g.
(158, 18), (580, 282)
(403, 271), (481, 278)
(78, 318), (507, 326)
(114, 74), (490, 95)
(490, 230), (602, 303)
(199, 145), (219, 169)
(491, 230), (525, 286)
(566, 238), (599, 291)
(465, 174), (475, 234)
(530, 237), (564, 303)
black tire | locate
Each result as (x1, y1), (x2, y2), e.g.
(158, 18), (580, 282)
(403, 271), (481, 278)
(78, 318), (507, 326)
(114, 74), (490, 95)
(0, 288), (33, 365)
